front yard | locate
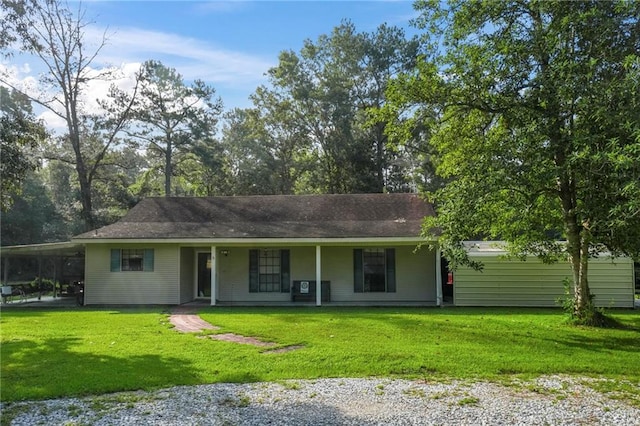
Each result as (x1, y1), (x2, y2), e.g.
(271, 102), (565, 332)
(1, 307), (639, 402)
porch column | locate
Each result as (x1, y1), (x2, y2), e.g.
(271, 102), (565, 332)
(435, 247), (443, 307)
(210, 246), (217, 306)
(315, 245), (322, 306)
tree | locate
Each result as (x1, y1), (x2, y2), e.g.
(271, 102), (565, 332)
(265, 21), (421, 193)
(219, 107), (282, 195)
(391, 0), (640, 324)
(1, 0), (137, 230)
(1, 171), (68, 245)
(120, 60), (223, 197)
(0, 87), (46, 211)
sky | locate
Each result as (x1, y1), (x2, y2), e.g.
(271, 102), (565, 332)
(2, 1), (420, 128)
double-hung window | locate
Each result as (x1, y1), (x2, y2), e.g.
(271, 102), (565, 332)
(110, 249), (154, 272)
(353, 248), (396, 293)
(249, 249), (290, 293)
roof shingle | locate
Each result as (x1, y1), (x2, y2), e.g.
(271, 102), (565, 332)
(74, 193), (434, 240)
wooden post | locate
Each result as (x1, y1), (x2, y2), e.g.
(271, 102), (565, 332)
(315, 245), (322, 307)
(211, 246), (218, 306)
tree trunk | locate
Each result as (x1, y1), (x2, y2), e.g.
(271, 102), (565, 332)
(374, 122), (386, 192)
(565, 224), (592, 317)
(562, 201), (599, 325)
(165, 138), (172, 197)
(76, 165), (94, 231)
(559, 173), (596, 323)
(575, 236), (592, 315)
(68, 117), (94, 231)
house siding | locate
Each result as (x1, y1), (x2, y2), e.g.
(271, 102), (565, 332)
(84, 244), (180, 305)
(454, 256), (634, 308)
(213, 245), (435, 305)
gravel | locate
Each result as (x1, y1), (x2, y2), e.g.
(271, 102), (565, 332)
(2, 376), (639, 425)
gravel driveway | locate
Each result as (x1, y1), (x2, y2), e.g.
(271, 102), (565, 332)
(3, 376), (639, 425)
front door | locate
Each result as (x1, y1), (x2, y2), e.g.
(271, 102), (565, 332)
(197, 253), (211, 298)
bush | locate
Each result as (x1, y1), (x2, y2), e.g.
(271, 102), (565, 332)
(25, 278), (57, 295)
(557, 278), (617, 328)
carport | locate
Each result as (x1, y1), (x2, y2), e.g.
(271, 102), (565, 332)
(1, 242), (85, 302)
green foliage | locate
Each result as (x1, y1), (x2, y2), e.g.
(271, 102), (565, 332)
(1, 0), (141, 231)
(1, 171), (69, 245)
(115, 60), (224, 197)
(558, 278), (612, 328)
(388, 0), (640, 321)
(1, 307), (639, 402)
(249, 21), (422, 194)
(0, 87), (46, 211)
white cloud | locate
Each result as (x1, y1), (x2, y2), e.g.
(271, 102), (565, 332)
(1, 24), (274, 132)
(90, 26), (274, 86)
(1, 60), (142, 132)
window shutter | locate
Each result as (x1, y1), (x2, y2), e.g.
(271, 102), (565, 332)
(353, 249), (363, 293)
(280, 249), (290, 293)
(143, 249), (154, 272)
(110, 249), (121, 272)
(249, 249), (259, 293)
(386, 248), (396, 293)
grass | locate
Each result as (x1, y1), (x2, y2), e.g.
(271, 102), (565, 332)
(1, 307), (639, 403)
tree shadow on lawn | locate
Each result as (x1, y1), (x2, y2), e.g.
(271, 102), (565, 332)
(0, 337), (209, 402)
(531, 332), (640, 355)
(197, 306), (568, 316)
(196, 306), (568, 332)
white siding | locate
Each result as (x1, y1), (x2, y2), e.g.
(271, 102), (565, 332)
(454, 256), (634, 308)
(217, 248), (290, 303)
(84, 244), (180, 305)
(215, 245), (436, 305)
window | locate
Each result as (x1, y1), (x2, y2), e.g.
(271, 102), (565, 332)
(249, 249), (290, 293)
(363, 248), (386, 292)
(110, 249), (154, 272)
(259, 249), (281, 292)
(122, 249), (144, 271)
(354, 248), (396, 293)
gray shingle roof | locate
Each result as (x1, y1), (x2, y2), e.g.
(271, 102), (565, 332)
(74, 193), (434, 240)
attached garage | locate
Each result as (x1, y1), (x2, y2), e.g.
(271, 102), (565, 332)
(453, 244), (635, 308)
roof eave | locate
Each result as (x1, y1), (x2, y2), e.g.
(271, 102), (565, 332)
(72, 236), (432, 246)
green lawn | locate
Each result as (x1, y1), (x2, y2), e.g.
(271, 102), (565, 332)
(1, 307), (639, 402)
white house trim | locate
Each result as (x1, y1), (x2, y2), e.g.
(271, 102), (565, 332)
(210, 246), (217, 306)
(316, 245), (322, 306)
(73, 237), (430, 246)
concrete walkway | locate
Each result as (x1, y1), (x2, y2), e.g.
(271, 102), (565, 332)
(168, 309), (220, 333)
(167, 307), (302, 351)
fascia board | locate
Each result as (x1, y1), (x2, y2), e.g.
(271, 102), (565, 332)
(72, 236), (431, 246)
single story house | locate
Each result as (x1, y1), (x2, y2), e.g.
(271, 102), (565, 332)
(451, 242), (635, 308)
(72, 193), (443, 306)
(2, 194), (635, 308)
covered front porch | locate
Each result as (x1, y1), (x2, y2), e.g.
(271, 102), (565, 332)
(179, 243), (443, 307)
